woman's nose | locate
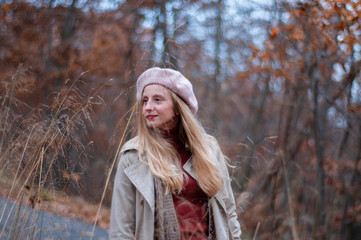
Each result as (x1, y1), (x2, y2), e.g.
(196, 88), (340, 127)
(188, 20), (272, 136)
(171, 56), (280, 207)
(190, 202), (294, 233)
(144, 101), (153, 110)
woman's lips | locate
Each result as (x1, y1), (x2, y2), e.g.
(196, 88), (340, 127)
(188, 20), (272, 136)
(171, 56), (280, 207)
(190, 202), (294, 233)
(146, 115), (157, 120)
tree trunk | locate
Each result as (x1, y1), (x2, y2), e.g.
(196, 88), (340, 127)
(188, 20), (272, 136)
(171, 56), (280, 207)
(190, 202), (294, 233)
(212, 0), (222, 133)
(52, 0), (78, 190)
(312, 78), (326, 229)
(61, 0), (77, 43)
(160, 0), (169, 66)
(340, 123), (361, 239)
(45, 0), (55, 74)
(337, 82), (353, 160)
(158, 0), (178, 68)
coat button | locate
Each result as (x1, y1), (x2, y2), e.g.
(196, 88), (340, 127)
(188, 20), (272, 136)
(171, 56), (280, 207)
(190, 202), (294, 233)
(141, 200), (144, 206)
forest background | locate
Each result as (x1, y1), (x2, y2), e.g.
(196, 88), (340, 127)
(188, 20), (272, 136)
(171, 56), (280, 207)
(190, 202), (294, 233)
(0, 0), (361, 239)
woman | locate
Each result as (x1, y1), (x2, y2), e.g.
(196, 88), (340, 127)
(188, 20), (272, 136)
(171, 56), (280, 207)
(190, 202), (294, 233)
(109, 67), (241, 239)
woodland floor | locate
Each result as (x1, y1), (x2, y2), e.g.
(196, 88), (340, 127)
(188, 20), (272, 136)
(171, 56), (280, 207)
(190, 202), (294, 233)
(0, 180), (110, 239)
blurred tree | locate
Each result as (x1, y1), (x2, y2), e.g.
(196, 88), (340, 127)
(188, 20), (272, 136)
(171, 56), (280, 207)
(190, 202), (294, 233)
(1, 0), (361, 238)
(237, 0), (361, 239)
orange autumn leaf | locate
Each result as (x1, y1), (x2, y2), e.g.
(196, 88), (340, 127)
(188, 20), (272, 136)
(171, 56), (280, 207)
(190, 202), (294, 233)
(62, 171), (70, 180)
(291, 28), (305, 40)
(270, 27), (280, 40)
(348, 105), (361, 114)
(71, 173), (81, 182)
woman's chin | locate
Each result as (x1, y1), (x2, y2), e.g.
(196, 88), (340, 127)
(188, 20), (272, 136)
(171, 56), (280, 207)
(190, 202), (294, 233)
(146, 123), (158, 129)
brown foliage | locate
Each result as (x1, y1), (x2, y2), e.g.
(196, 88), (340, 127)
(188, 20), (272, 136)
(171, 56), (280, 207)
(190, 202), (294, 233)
(230, 0), (361, 239)
(1, 0), (361, 239)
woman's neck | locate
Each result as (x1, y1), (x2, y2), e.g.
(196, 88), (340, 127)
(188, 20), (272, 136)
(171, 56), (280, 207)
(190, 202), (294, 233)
(161, 125), (190, 165)
(161, 125), (180, 145)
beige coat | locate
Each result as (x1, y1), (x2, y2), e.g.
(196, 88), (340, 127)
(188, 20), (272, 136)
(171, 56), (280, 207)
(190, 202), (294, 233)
(109, 136), (242, 240)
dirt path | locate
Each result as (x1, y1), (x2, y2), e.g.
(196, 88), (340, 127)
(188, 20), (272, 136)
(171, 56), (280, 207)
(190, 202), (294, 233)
(0, 198), (108, 240)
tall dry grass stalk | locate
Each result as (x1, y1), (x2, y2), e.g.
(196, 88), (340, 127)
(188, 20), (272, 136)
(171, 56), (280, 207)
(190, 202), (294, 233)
(0, 65), (107, 239)
(90, 104), (136, 239)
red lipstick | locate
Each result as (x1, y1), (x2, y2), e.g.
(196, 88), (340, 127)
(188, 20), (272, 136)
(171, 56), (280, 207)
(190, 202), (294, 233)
(146, 115), (157, 120)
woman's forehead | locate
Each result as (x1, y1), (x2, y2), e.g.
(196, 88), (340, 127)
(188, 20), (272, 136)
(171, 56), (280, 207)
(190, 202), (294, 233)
(143, 84), (169, 96)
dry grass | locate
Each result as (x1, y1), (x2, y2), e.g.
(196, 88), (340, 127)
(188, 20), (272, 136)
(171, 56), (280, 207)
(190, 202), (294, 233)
(0, 65), (109, 239)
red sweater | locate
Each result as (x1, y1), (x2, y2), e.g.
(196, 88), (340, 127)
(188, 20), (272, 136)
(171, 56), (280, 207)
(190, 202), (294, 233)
(163, 129), (209, 240)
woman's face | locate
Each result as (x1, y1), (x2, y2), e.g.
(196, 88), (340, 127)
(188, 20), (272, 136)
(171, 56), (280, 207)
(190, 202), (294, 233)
(142, 84), (179, 130)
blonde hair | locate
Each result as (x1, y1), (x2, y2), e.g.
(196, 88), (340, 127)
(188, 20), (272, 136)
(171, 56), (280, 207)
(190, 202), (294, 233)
(137, 90), (223, 196)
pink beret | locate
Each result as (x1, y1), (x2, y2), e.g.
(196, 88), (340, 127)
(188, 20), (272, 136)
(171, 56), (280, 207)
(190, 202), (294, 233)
(136, 67), (198, 114)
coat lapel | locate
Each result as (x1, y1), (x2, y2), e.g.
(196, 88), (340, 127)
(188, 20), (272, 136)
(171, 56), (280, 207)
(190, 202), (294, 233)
(124, 160), (155, 213)
(183, 157), (196, 179)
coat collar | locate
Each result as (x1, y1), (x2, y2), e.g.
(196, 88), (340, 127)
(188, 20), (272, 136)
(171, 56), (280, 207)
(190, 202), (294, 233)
(121, 136), (198, 180)
(120, 136), (227, 213)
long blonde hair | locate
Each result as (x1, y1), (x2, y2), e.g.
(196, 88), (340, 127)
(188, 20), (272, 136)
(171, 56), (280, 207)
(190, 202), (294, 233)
(137, 90), (223, 196)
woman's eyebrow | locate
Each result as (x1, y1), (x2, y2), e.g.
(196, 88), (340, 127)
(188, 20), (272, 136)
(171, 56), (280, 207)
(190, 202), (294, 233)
(145, 94), (165, 98)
